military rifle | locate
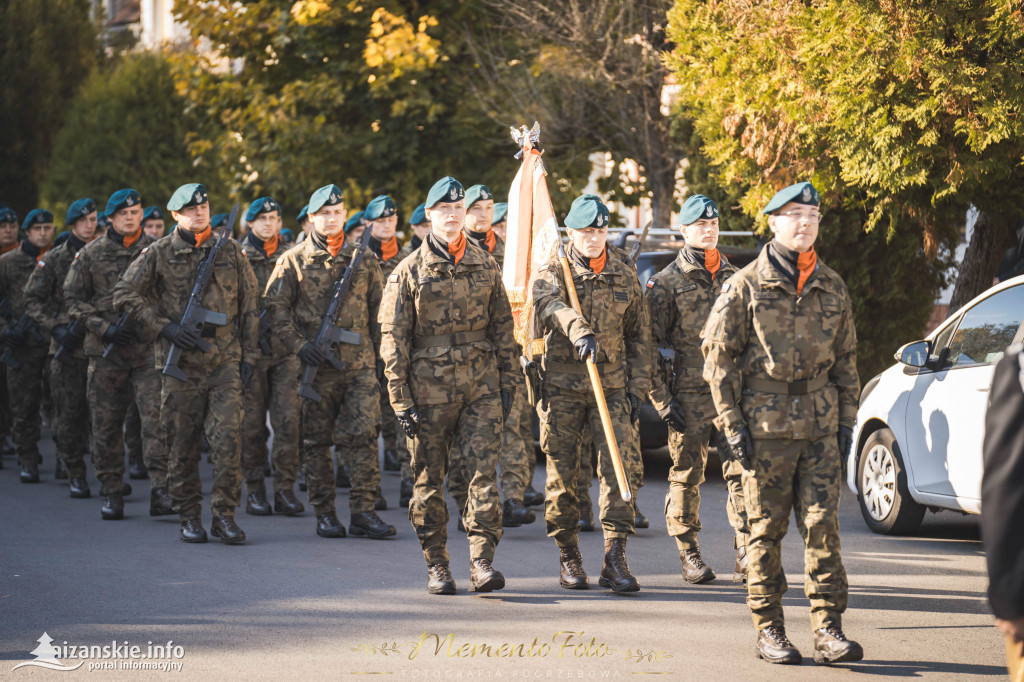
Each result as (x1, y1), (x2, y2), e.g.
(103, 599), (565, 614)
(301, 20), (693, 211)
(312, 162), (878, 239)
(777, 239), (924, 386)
(627, 220), (653, 268)
(0, 314), (43, 369)
(53, 320), (84, 365)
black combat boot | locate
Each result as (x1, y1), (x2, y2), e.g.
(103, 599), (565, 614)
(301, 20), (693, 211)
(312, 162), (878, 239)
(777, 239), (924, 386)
(20, 464), (39, 483)
(756, 626), (802, 664)
(680, 547), (716, 584)
(1, 436), (14, 456)
(349, 511), (397, 539)
(150, 488), (175, 516)
(399, 477), (414, 508)
(813, 626), (863, 664)
(374, 486), (388, 511)
(55, 459), (68, 480)
(179, 519), (208, 543)
(634, 506), (649, 529)
(383, 448), (400, 472)
(502, 499), (536, 527)
(523, 484), (544, 507)
(128, 455), (148, 480)
(469, 558), (506, 592)
(599, 537), (640, 593)
(316, 511), (346, 538)
(69, 477), (91, 499)
(245, 488), (272, 516)
(274, 489), (305, 516)
(211, 515), (246, 545)
(559, 545), (589, 590)
(577, 502), (595, 532)
(427, 562), (456, 595)
(734, 543), (748, 583)
(335, 463), (351, 488)
(121, 482), (132, 497)
(101, 494), (124, 520)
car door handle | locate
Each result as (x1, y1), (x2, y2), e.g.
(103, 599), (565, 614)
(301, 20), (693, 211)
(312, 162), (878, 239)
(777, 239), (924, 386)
(976, 387), (990, 392)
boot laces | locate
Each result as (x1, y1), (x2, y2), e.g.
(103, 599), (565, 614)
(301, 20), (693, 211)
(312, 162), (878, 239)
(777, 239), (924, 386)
(560, 548), (585, 576)
(764, 626), (793, 648)
(685, 549), (708, 569)
(819, 626), (846, 641)
(430, 563), (452, 581)
(611, 540), (630, 570)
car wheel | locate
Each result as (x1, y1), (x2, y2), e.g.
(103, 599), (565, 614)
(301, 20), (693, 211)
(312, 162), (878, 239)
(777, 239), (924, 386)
(856, 427), (925, 535)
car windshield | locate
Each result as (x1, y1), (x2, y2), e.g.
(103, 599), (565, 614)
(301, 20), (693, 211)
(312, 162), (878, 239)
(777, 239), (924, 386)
(944, 284), (1024, 367)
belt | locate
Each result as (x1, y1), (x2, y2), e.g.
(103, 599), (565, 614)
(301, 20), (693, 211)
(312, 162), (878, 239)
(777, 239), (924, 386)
(413, 329), (488, 349)
(745, 374), (829, 396)
(544, 360), (613, 375)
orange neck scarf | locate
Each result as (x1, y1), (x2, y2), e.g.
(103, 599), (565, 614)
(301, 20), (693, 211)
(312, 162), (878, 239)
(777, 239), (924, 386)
(35, 244), (50, 262)
(797, 248), (817, 294)
(123, 228), (142, 249)
(193, 226), (213, 247)
(0, 242), (18, 255)
(381, 236), (399, 261)
(262, 233), (279, 258)
(704, 247), (721, 280)
(589, 247), (607, 275)
(447, 231), (466, 266)
(484, 229), (496, 254)
(327, 230), (345, 257)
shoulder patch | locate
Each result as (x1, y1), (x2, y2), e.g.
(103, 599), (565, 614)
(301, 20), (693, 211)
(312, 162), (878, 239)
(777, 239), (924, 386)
(388, 274), (399, 283)
(37, 261), (45, 268)
(140, 247), (149, 255)
(646, 278), (655, 288)
(74, 251), (81, 260)
(721, 282), (731, 292)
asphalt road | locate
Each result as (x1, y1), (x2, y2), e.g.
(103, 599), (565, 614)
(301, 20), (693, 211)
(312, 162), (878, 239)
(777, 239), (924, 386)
(0, 433), (1006, 681)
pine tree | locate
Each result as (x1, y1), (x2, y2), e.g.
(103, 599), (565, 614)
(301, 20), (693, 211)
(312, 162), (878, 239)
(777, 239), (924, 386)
(29, 633), (59, 662)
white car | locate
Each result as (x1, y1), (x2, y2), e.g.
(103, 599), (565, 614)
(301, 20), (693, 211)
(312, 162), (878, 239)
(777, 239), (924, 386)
(847, 274), (1024, 534)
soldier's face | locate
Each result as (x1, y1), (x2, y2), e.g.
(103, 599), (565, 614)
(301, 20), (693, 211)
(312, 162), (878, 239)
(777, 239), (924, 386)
(682, 218), (719, 250)
(0, 221), (17, 246)
(69, 211), (98, 242)
(369, 214), (398, 241)
(492, 220), (507, 241)
(411, 222), (431, 239)
(347, 224), (365, 242)
(768, 202), (819, 253)
(25, 222), (54, 248)
(569, 226), (607, 258)
(142, 219), (165, 239)
(111, 204), (144, 236)
(427, 200), (466, 243)
(465, 199), (494, 232)
(312, 203), (347, 237)
(250, 211), (281, 241)
(173, 202), (210, 233)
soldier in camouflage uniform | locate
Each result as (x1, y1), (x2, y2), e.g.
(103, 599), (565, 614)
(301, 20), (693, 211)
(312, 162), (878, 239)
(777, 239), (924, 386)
(490, 202), (508, 242)
(238, 197), (304, 518)
(398, 203), (430, 260)
(142, 206), (166, 240)
(265, 184), (396, 540)
(702, 181), (862, 665)
(24, 198), (98, 498)
(0, 209), (54, 482)
(646, 194), (746, 584)
(379, 176), (516, 595)
(66, 189), (171, 519)
(0, 207), (20, 460)
(533, 194), (650, 593)
(113, 183), (259, 544)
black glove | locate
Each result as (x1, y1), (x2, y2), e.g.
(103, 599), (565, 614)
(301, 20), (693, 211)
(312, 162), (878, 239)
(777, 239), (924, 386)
(2, 328), (23, 350)
(397, 406), (420, 438)
(501, 388), (514, 420)
(298, 342), (326, 368)
(101, 323), (134, 347)
(726, 427), (754, 469)
(53, 325), (84, 351)
(657, 400), (686, 433)
(574, 334), (598, 363)
(376, 359), (385, 381)
(838, 425), (853, 458)
(239, 361), (255, 388)
(627, 393), (641, 425)
(159, 322), (200, 351)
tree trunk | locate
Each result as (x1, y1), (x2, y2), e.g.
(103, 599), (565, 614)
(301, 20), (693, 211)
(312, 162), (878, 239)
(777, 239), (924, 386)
(947, 210), (1018, 316)
(649, 169), (676, 230)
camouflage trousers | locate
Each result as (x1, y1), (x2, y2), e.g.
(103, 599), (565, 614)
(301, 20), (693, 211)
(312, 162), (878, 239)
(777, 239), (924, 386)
(666, 390), (748, 551)
(410, 394), (503, 565)
(0, 364), (10, 439)
(161, 362), (242, 519)
(90, 356), (167, 495)
(744, 436), (848, 631)
(241, 355), (301, 494)
(378, 375), (412, 479)
(6, 345), (47, 466)
(306, 367), (380, 516)
(125, 399), (142, 462)
(49, 356), (90, 478)
(539, 384), (637, 548)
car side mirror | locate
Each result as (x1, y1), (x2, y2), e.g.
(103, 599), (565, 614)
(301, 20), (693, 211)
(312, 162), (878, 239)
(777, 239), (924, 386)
(895, 340), (931, 368)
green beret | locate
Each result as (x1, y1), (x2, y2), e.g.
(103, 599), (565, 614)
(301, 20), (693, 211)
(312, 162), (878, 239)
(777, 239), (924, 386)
(96, 212), (111, 231)
(297, 204), (309, 224)
(492, 202), (508, 225)
(0, 207), (18, 225)
(280, 228), (295, 243)
(344, 210), (365, 234)
(211, 213), (228, 229)
(678, 194), (719, 226)
(22, 209), (54, 232)
(410, 203), (426, 225)
(425, 176), (464, 209)
(167, 183), (208, 212)
(66, 198), (97, 226)
(364, 195), (396, 221)
(308, 184), (344, 214)
(246, 196), (280, 222)
(465, 184), (493, 208)
(565, 194), (610, 229)
(106, 188), (141, 215)
(762, 181), (820, 215)
(143, 206), (163, 222)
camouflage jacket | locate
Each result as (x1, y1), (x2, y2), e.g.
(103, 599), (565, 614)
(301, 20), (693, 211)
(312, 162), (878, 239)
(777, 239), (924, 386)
(646, 248), (738, 409)
(701, 244), (859, 441)
(23, 235), (93, 357)
(465, 229), (505, 268)
(378, 234), (516, 412)
(239, 232), (289, 360)
(263, 235), (382, 372)
(532, 246), (651, 397)
(398, 235), (422, 261)
(112, 226), (260, 371)
(0, 244), (48, 345)
(64, 230), (157, 361)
